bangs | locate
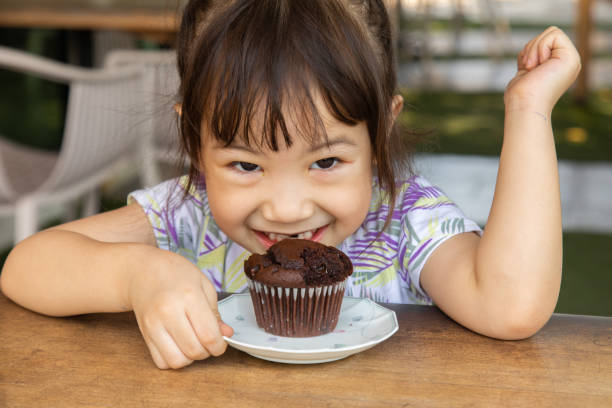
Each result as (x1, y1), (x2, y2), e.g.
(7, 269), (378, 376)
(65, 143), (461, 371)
(180, 0), (387, 152)
(177, 0), (409, 232)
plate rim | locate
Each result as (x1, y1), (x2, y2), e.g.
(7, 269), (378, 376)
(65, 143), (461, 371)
(219, 293), (399, 355)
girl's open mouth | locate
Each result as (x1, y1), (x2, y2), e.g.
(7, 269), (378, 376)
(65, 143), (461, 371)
(254, 225), (328, 249)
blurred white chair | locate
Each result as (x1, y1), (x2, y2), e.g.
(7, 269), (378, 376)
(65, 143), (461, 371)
(104, 49), (181, 187)
(0, 45), (147, 244)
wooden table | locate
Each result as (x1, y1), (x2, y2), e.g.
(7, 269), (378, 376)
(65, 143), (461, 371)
(1, 292), (611, 407)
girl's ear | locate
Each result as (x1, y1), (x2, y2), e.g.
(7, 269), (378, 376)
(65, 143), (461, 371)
(174, 103), (183, 116)
(391, 94), (404, 123)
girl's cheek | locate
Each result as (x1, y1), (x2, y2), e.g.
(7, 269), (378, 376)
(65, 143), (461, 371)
(322, 174), (371, 210)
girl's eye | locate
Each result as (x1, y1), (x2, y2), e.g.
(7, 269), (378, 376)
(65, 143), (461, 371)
(311, 157), (339, 170)
(232, 161), (260, 172)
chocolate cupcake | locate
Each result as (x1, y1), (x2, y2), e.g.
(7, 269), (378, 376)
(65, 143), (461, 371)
(244, 239), (352, 337)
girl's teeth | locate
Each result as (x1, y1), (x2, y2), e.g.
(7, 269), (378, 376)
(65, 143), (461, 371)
(266, 229), (316, 242)
(298, 230), (313, 239)
(268, 233), (290, 242)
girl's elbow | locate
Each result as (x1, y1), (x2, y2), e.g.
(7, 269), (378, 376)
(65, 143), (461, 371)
(479, 267), (561, 340)
(489, 305), (554, 340)
(0, 242), (32, 301)
(0, 269), (8, 296)
(493, 316), (546, 340)
(1, 248), (20, 299)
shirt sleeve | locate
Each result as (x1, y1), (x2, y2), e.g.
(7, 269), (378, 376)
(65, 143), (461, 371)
(399, 176), (482, 301)
(127, 177), (205, 262)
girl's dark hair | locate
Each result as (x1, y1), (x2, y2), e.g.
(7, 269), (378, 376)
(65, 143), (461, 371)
(176, 0), (416, 229)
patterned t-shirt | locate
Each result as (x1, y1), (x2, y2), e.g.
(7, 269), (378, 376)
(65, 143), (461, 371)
(128, 175), (481, 304)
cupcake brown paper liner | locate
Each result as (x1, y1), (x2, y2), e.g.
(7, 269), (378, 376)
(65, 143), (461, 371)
(246, 277), (346, 337)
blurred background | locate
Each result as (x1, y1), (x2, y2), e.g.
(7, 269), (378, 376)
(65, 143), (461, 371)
(0, 0), (610, 315)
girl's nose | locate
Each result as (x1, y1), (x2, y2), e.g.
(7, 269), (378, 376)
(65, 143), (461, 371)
(260, 187), (315, 224)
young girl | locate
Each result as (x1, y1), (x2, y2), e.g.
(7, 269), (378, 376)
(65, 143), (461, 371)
(1, 0), (580, 370)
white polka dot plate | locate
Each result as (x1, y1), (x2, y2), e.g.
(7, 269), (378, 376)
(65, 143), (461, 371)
(218, 293), (398, 364)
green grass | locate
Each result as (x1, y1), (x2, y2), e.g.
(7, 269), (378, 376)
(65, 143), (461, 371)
(400, 89), (612, 162)
(556, 233), (612, 316)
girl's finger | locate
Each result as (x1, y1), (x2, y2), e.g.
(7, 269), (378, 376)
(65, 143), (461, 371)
(536, 29), (561, 65)
(519, 26), (557, 69)
(524, 36), (542, 69)
(144, 335), (170, 369)
(547, 29), (577, 61)
(520, 36), (537, 67)
(164, 311), (211, 361)
(185, 293), (228, 357)
(148, 325), (194, 369)
(219, 320), (235, 337)
(534, 27), (573, 68)
(134, 313), (171, 369)
(520, 27), (548, 65)
(524, 26), (558, 69)
(517, 48), (526, 70)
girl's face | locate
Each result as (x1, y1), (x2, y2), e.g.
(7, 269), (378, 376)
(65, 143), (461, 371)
(201, 98), (373, 254)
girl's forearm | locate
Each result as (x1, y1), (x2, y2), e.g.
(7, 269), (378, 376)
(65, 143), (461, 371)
(476, 108), (562, 325)
(0, 229), (157, 316)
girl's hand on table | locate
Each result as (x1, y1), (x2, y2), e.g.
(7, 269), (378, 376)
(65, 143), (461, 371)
(505, 26), (581, 115)
(127, 250), (234, 369)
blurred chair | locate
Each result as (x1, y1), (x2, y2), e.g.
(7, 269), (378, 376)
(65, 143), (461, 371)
(0, 46), (147, 244)
(104, 49), (181, 187)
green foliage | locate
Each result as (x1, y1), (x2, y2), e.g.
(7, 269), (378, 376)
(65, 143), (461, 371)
(400, 89), (612, 162)
(0, 28), (67, 150)
(556, 233), (612, 316)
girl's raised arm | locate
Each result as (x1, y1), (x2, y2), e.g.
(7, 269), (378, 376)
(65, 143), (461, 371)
(419, 27), (581, 339)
